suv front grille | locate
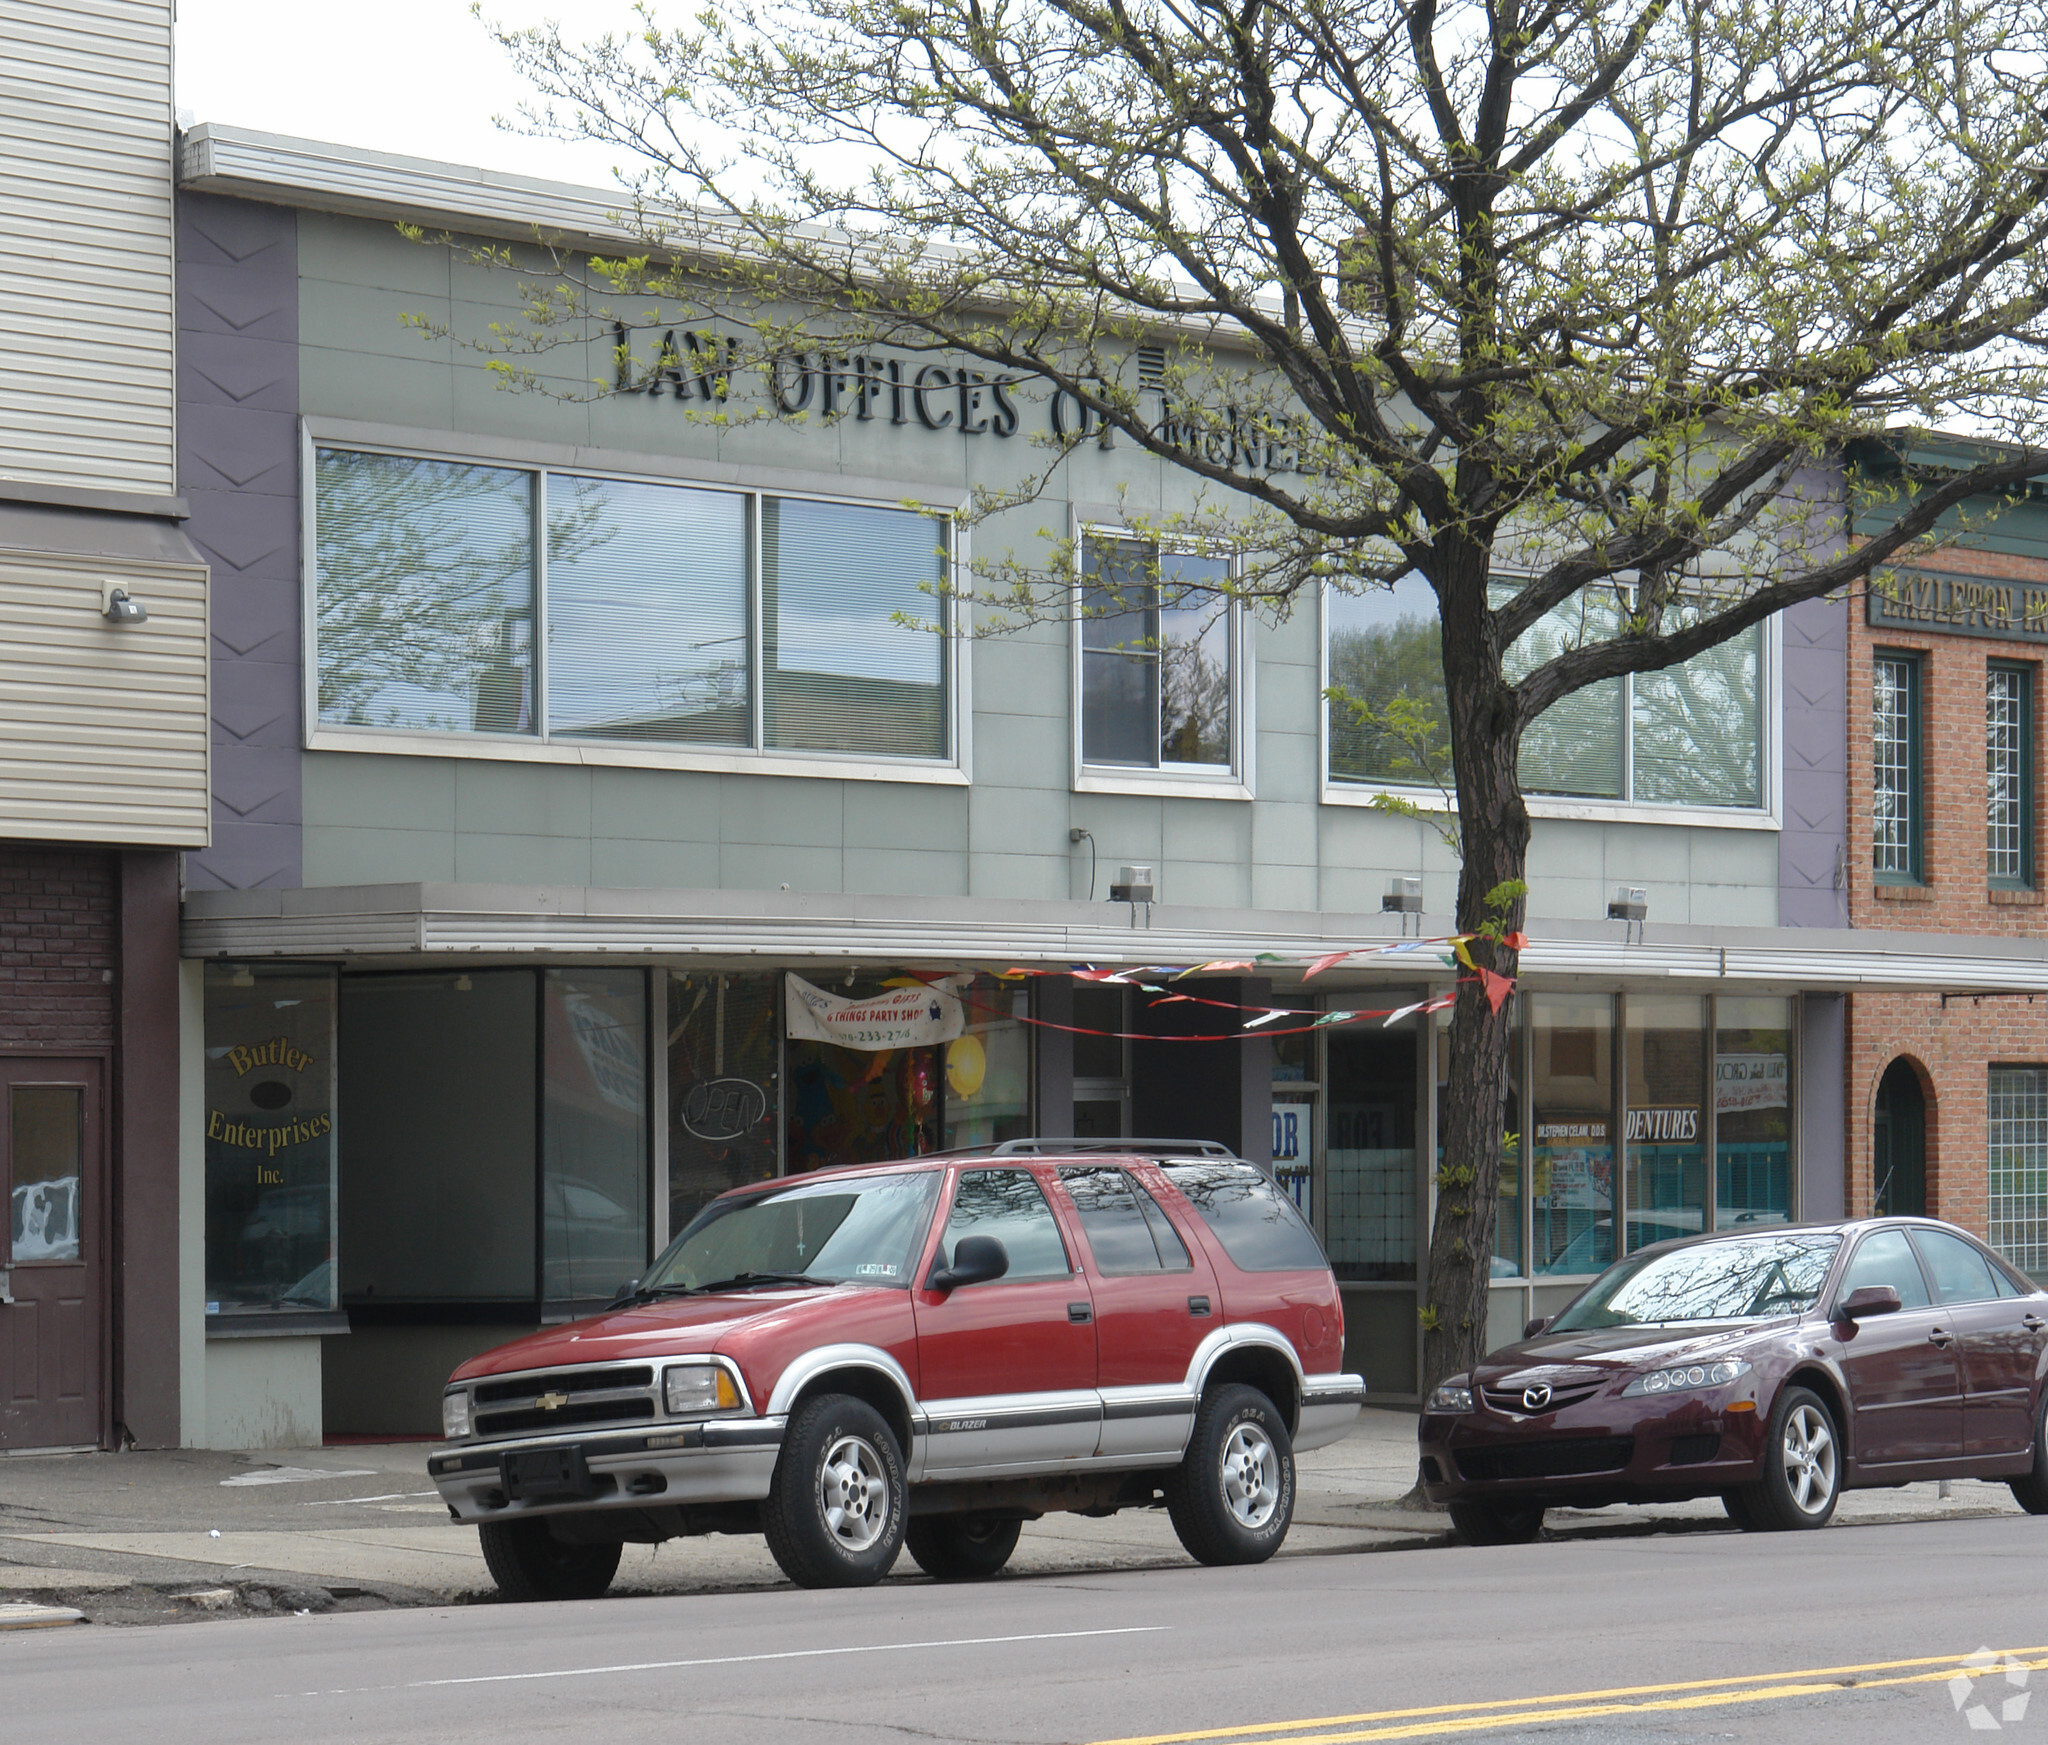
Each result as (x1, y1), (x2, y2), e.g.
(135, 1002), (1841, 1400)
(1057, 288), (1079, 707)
(469, 1365), (659, 1441)
(1455, 1436), (1634, 1483)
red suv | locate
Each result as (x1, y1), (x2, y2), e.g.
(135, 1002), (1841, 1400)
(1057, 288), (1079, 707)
(429, 1142), (1364, 1597)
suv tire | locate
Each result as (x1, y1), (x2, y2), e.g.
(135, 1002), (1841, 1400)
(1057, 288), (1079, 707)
(1166, 1384), (1295, 1566)
(1446, 1499), (1545, 1545)
(1735, 1385), (1840, 1530)
(763, 1393), (907, 1588)
(904, 1513), (1022, 1580)
(477, 1518), (622, 1602)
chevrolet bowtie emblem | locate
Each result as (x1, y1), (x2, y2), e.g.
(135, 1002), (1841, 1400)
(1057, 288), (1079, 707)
(535, 1391), (570, 1411)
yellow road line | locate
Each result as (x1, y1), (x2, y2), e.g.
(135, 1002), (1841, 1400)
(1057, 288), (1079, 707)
(1090, 1648), (2048, 1745)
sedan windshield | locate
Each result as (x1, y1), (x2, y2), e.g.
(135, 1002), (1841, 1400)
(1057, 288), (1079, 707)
(1549, 1233), (1842, 1331)
(642, 1170), (942, 1294)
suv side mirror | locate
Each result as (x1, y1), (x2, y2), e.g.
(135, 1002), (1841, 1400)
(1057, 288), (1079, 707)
(606, 1278), (641, 1309)
(1523, 1315), (1554, 1339)
(928, 1234), (1009, 1293)
(1836, 1284), (1903, 1321)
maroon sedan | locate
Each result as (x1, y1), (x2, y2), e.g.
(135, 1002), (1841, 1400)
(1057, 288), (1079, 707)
(1419, 1217), (2048, 1544)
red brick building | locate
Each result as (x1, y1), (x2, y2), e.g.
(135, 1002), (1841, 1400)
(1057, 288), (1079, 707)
(1844, 437), (2048, 1277)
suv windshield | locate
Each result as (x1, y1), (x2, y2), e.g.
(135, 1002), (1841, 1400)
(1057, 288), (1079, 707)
(1548, 1232), (1842, 1331)
(643, 1170), (942, 1294)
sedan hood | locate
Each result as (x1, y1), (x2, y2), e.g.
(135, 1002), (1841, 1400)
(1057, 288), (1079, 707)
(452, 1286), (857, 1380)
(1474, 1321), (1777, 1385)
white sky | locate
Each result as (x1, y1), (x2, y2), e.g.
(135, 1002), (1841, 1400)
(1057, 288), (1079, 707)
(174, 1), (644, 189)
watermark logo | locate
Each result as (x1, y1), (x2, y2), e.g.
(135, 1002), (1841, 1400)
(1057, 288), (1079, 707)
(1951, 1649), (2032, 1731)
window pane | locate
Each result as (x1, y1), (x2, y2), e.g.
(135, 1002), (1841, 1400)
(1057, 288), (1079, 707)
(1988, 666), (2029, 884)
(1989, 1065), (2048, 1276)
(1532, 993), (1615, 1274)
(1060, 1167), (1165, 1272)
(941, 1169), (1071, 1281)
(1913, 1228), (2000, 1305)
(1714, 996), (1792, 1228)
(1838, 1228), (1931, 1310)
(542, 969), (649, 1305)
(762, 497), (946, 757)
(1132, 1179), (1193, 1269)
(668, 972), (781, 1235)
(1874, 655), (1917, 875)
(1501, 586), (1625, 798)
(315, 449), (535, 734)
(1083, 538), (1160, 765)
(1162, 1161), (1329, 1272)
(1633, 625), (1761, 806)
(1329, 1019), (1419, 1281)
(204, 966), (337, 1314)
(1623, 996), (1706, 1252)
(10, 1087), (81, 1263)
(547, 476), (749, 745)
(1326, 575), (1449, 787)
(1158, 551), (1231, 766)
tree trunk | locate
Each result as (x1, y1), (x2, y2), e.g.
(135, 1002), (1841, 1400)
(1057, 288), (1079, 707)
(1419, 544), (1529, 1399)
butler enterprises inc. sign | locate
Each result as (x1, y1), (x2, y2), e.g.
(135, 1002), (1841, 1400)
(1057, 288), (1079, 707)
(1868, 568), (2048, 644)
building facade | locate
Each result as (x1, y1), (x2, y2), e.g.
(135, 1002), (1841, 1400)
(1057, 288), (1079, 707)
(165, 126), (2048, 1447)
(1842, 439), (2048, 1279)
(0, 1), (210, 1451)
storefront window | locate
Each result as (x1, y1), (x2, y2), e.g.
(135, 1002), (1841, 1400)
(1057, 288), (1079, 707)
(787, 972), (943, 1171)
(1326, 1013), (1419, 1281)
(669, 972), (781, 1233)
(941, 976), (1031, 1150)
(1532, 994), (1615, 1274)
(204, 965), (337, 1316)
(1624, 996), (1707, 1252)
(1715, 997), (1794, 1228)
(542, 969), (650, 1306)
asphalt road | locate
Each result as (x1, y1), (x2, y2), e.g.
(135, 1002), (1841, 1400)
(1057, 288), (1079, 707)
(5, 1513), (2045, 1745)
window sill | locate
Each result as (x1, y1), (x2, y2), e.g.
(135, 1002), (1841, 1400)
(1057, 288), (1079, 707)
(1073, 767), (1251, 801)
(1319, 781), (1779, 830)
(1989, 886), (2042, 905)
(1872, 881), (1935, 902)
(206, 1311), (350, 1340)
(307, 727), (970, 786)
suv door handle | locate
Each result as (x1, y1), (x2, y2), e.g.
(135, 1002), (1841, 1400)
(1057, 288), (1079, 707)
(1068, 1302), (1092, 1324)
(1187, 1296), (1212, 1317)
(2024, 1314), (2045, 1333)
(1928, 1327), (1954, 1349)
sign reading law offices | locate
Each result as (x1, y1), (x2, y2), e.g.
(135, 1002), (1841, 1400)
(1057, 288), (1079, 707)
(1868, 568), (2048, 644)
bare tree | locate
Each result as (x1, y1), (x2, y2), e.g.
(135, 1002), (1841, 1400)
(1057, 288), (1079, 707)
(475, 0), (2048, 1391)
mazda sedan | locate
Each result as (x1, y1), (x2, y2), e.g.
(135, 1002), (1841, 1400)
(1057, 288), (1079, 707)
(1418, 1217), (2048, 1544)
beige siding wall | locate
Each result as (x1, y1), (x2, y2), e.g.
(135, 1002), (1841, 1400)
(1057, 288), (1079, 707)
(0, 1), (176, 496)
(0, 548), (207, 845)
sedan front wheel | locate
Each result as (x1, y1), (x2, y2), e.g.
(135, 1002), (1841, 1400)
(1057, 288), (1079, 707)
(1736, 1385), (1839, 1530)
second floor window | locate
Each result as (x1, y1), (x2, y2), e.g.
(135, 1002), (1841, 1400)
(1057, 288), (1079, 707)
(1080, 535), (1235, 773)
(312, 447), (952, 763)
(1988, 663), (2033, 888)
(1872, 651), (1922, 881)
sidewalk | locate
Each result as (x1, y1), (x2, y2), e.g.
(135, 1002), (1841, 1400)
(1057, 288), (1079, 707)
(0, 1409), (2025, 1625)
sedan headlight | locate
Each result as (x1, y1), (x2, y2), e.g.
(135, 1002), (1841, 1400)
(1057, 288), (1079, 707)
(1425, 1380), (1475, 1415)
(664, 1363), (743, 1416)
(441, 1389), (471, 1439)
(1621, 1359), (1751, 1397)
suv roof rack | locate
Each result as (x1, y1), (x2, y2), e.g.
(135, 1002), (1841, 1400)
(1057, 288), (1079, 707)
(987, 1137), (1243, 1159)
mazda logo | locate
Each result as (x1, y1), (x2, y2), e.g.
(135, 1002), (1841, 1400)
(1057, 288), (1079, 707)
(1522, 1384), (1553, 1411)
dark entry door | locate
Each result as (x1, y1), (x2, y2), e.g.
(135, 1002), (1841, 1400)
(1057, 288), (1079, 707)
(1, 1060), (104, 1450)
(1873, 1061), (1926, 1217)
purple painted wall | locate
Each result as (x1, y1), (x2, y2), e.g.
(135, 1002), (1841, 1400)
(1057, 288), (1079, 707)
(177, 193), (303, 891)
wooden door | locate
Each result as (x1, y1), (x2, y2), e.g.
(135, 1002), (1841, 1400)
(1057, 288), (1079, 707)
(1, 1059), (104, 1450)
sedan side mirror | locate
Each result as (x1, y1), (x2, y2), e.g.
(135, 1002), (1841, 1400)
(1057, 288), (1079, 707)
(1524, 1315), (1554, 1339)
(1836, 1284), (1903, 1321)
(928, 1234), (1009, 1294)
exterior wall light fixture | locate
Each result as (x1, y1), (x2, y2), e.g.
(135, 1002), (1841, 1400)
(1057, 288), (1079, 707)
(1383, 875), (1423, 935)
(1608, 884), (1648, 942)
(1109, 864), (1154, 904)
(101, 580), (148, 624)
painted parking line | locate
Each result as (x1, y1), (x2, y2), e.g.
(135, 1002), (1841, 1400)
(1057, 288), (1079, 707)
(1090, 1646), (2048, 1745)
(288, 1624), (1170, 1698)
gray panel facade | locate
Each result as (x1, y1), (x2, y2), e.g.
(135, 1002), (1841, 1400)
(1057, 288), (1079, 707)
(1778, 590), (1849, 927)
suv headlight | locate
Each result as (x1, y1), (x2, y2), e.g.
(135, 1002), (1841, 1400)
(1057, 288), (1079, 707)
(1622, 1359), (1751, 1397)
(441, 1388), (471, 1439)
(664, 1363), (743, 1416)
(1425, 1379), (1475, 1415)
